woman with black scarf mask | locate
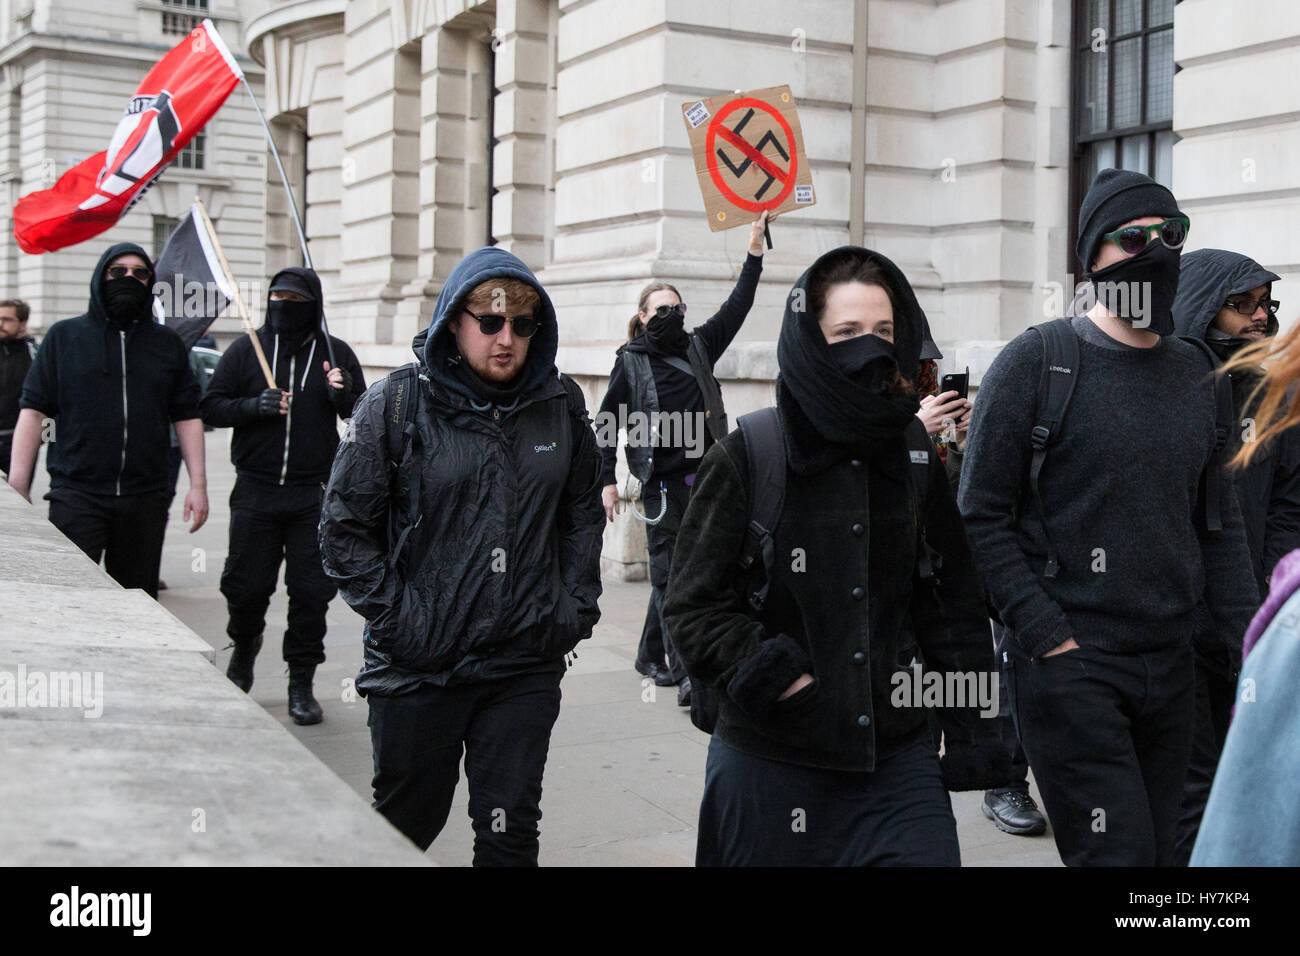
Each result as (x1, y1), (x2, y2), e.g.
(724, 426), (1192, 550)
(596, 212), (770, 702)
(664, 246), (1007, 866)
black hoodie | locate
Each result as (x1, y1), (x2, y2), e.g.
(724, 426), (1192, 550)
(1172, 249), (1300, 598)
(20, 242), (200, 496)
(200, 267), (366, 486)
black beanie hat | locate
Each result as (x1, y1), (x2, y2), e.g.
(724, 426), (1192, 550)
(1076, 168), (1182, 273)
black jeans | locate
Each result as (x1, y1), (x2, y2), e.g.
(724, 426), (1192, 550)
(48, 487), (170, 598)
(219, 476), (335, 666)
(367, 668), (564, 865)
(696, 735), (960, 866)
(1007, 640), (1194, 866)
(1173, 639), (1235, 865)
(635, 474), (692, 683)
(990, 624), (1031, 793)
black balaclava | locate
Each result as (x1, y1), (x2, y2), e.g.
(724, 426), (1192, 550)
(644, 306), (689, 357)
(266, 268), (321, 346)
(777, 247), (922, 451)
(1077, 168), (1185, 336)
(103, 277), (154, 330)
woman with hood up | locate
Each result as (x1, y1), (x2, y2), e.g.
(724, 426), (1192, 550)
(664, 246), (1007, 866)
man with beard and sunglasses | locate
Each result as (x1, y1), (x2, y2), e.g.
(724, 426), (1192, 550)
(958, 169), (1258, 866)
(7, 243), (207, 597)
(597, 212), (770, 705)
(200, 268), (366, 724)
(319, 249), (603, 864)
(1170, 249), (1300, 863)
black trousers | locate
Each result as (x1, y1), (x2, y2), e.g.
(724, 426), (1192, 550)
(1173, 640), (1235, 865)
(1007, 641), (1194, 866)
(367, 668), (564, 865)
(219, 476), (335, 666)
(48, 487), (170, 598)
(696, 735), (961, 866)
(634, 474), (693, 683)
(990, 624), (1031, 793)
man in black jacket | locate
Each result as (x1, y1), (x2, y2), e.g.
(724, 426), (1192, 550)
(0, 299), (37, 476)
(8, 243), (207, 597)
(319, 247), (603, 864)
(1170, 248), (1300, 863)
(200, 267), (365, 725)
(959, 170), (1258, 866)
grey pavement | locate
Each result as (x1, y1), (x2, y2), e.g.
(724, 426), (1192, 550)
(115, 427), (1063, 866)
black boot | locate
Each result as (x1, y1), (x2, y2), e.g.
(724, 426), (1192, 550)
(288, 664), (323, 725)
(226, 635), (262, 693)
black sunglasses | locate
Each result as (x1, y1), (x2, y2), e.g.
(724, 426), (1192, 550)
(105, 265), (153, 282)
(1224, 296), (1280, 318)
(650, 303), (687, 320)
(464, 309), (540, 338)
(1100, 216), (1190, 257)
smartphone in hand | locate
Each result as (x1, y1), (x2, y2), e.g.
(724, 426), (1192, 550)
(940, 367), (970, 400)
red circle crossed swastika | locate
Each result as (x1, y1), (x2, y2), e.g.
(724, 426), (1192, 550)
(705, 97), (798, 214)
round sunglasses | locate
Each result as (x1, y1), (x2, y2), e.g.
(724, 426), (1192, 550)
(463, 309), (539, 338)
(1100, 216), (1190, 257)
(649, 303), (687, 320)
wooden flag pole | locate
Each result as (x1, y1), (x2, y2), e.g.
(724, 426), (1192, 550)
(193, 196), (276, 389)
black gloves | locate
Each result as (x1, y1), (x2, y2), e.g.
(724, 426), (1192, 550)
(330, 366), (355, 415)
(256, 387), (287, 417)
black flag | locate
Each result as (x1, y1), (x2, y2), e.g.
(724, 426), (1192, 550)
(154, 202), (233, 349)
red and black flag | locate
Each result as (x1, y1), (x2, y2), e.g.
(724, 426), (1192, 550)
(14, 19), (243, 254)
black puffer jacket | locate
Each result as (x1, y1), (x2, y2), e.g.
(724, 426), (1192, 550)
(319, 247), (604, 694)
(664, 247), (1006, 785)
(1172, 248), (1300, 600)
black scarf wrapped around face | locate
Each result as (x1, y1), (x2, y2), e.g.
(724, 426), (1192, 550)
(643, 310), (690, 358)
(776, 249), (924, 448)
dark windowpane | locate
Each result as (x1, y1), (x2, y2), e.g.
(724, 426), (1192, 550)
(1086, 141), (1117, 192)
(1116, 0), (1141, 35)
(1121, 133), (1150, 173)
(1113, 37), (1142, 129)
(1149, 0), (1175, 27)
(1084, 0), (1109, 38)
(1083, 47), (1110, 134)
(1153, 130), (1175, 189)
(1145, 29), (1174, 124)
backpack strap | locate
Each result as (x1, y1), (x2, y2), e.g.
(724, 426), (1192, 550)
(737, 406), (786, 612)
(1028, 319), (1080, 579)
(384, 363), (423, 572)
(687, 333), (729, 442)
(903, 418), (941, 582)
(1179, 336), (1233, 532)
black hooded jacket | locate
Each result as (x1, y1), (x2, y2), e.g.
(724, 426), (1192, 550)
(664, 247), (1006, 785)
(20, 242), (200, 496)
(319, 247), (605, 694)
(1172, 249), (1300, 599)
(200, 267), (366, 486)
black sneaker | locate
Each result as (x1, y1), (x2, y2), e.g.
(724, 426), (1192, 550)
(982, 789), (1047, 836)
(635, 660), (677, 687)
(677, 676), (693, 708)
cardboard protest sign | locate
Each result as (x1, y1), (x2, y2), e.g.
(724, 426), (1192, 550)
(681, 84), (816, 232)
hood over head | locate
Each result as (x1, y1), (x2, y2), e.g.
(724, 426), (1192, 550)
(776, 246), (928, 449)
(265, 266), (325, 343)
(88, 241), (155, 325)
(414, 246), (558, 402)
(1172, 248), (1280, 343)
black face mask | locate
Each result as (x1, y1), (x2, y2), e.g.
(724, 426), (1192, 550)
(268, 299), (316, 338)
(828, 333), (897, 393)
(103, 277), (153, 329)
(645, 309), (689, 356)
(1086, 239), (1181, 336)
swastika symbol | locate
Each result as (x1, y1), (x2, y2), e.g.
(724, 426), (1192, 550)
(714, 108), (790, 201)
(704, 97), (799, 214)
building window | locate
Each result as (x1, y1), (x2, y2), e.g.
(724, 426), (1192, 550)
(161, 0), (208, 36)
(1071, 0), (1175, 260)
(153, 215), (180, 261)
(175, 131), (206, 170)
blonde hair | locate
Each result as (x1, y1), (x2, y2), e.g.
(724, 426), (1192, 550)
(464, 277), (541, 315)
(1222, 319), (1300, 468)
(628, 281), (682, 342)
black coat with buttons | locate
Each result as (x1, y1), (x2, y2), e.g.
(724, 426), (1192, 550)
(665, 385), (1007, 784)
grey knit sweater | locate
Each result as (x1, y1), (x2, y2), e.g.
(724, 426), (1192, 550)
(958, 315), (1258, 659)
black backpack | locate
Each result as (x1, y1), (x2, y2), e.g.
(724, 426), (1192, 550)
(1026, 318), (1234, 581)
(687, 408), (940, 734)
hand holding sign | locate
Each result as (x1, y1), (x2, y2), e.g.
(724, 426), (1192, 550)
(682, 85), (816, 233)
